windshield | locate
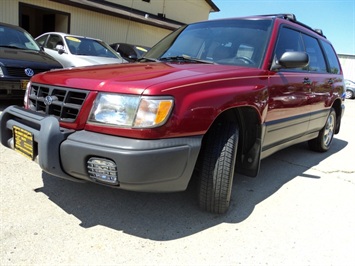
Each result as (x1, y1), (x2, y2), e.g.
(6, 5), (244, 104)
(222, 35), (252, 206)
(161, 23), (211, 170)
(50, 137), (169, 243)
(0, 25), (40, 51)
(64, 36), (119, 58)
(143, 19), (272, 67)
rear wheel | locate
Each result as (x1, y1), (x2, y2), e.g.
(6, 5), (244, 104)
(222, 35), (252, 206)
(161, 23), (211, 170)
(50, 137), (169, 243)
(308, 108), (336, 152)
(197, 121), (239, 214)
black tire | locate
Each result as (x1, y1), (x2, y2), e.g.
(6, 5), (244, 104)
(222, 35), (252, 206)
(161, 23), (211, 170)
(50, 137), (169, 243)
(197, 121), (239, 214)
(308, 108), (336, 152)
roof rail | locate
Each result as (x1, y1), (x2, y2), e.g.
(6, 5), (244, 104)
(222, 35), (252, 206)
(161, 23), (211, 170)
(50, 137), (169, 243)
(278, 14), (297, 21)
(260, 13), (325, 38)
(314, 29), (323, 35)
(260, 14), (297, 21)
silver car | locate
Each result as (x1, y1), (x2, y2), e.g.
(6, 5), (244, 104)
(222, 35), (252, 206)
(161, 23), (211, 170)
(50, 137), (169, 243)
(36, 32), (126, 68)
(344, 79), (355, 99)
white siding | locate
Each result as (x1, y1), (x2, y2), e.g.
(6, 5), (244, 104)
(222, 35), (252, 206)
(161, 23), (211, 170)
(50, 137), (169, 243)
(0, 0), (19, 24)
(68, 7), (170, 46)
(339, 55), (355, 81)
(0, 0), (171, 46)
(111, 0), (212, 23)
(162, 0), (212, 22)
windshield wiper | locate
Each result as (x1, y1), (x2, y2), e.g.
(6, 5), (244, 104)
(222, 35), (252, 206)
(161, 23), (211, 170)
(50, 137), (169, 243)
(138, 57), (160, 62)
(0, 45), (22, 49)
(159, 55), (213, 64)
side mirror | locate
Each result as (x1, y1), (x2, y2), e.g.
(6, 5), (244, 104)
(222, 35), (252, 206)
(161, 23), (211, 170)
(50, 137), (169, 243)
(271, 51), (309, 70)
(55, 44), (65, 54)
(128, 54), (138, 62)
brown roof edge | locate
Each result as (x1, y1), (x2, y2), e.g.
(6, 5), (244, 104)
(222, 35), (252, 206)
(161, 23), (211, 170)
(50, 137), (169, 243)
(50, 0), (185, 30)
(205, 0), (220, 12)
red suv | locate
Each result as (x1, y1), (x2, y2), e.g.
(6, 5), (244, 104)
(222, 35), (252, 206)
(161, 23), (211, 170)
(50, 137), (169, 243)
(0, 14), (345, 213)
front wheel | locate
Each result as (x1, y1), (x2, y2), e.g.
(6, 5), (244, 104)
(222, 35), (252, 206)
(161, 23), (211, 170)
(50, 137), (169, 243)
(308, 108), (336, 152)
(197, 121), (239, 214)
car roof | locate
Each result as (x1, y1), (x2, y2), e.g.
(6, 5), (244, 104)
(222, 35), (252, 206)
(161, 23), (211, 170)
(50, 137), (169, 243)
(195, 14), (326, 39)
(0, 22), (27, 33)
(36, 32), (103, 42)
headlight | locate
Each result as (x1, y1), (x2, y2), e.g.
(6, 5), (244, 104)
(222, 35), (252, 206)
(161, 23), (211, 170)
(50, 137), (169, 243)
(88, 93), (174, 128)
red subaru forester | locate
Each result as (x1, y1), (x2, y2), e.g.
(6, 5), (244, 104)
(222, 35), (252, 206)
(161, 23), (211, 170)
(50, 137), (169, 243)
(0, 14), (345, 213)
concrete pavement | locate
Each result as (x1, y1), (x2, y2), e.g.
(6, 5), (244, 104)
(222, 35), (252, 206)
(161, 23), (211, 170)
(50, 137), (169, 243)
(1, 99), (354, 265)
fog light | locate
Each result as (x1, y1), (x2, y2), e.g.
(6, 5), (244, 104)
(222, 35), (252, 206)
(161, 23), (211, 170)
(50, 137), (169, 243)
(87, 157), (118, 185)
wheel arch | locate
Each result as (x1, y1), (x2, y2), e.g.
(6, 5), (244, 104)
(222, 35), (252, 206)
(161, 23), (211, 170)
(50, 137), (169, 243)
(199, 106), (263, 178)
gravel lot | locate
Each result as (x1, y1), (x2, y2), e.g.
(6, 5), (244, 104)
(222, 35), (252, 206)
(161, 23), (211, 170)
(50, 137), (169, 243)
(1, 99), (355, 265)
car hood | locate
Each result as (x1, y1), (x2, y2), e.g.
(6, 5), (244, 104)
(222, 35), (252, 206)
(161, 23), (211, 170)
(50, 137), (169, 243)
(31, 62), (265, 94)
(73, 55), (125, 66)
(0, 48), (62, 68)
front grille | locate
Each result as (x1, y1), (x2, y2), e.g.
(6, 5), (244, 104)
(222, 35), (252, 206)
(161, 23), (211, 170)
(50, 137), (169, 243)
(28, 83), (89, 122)
(6, 67), (49, 78)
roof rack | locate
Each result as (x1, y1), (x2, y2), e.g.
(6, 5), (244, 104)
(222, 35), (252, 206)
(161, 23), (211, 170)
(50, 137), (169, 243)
(277, 14), (297, 21)
(314, 29), (324, 35)
(260, 14), (326, 38)
(259, 13), (297, 21)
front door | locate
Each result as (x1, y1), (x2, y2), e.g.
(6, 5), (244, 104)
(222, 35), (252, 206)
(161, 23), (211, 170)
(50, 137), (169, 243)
(263, 26), (311, 151)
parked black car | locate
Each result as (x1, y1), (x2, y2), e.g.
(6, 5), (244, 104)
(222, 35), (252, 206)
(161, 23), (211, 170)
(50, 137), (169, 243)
(110, 43), (150, 62)
(0, 22), (62, 99)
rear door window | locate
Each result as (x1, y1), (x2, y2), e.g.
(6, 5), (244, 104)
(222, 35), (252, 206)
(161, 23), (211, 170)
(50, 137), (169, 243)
(301, 33), (327, 73)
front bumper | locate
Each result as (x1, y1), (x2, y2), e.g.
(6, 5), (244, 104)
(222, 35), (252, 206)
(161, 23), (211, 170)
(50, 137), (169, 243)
(0, 106), (202, 192)
(0, 80), (27, 98)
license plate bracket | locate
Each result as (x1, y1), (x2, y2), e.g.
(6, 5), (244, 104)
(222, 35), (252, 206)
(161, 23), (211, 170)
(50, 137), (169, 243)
(13, 125), (35, 160)
(20, 80), (29, 90)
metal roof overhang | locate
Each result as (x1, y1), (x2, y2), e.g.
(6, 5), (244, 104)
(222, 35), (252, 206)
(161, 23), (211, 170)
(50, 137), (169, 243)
(50, 0), (186, 30)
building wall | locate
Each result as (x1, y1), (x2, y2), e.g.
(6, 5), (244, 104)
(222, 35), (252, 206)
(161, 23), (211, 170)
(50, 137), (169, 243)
(0, 0), (18, 25)
(0, 0), (179, 47)
(339, 54), (355, 81)
(114, 0), (212, 23)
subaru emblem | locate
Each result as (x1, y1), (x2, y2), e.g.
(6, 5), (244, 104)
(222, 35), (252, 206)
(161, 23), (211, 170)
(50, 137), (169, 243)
(44, 96), (53, 106)
(24, 68), (34, 77)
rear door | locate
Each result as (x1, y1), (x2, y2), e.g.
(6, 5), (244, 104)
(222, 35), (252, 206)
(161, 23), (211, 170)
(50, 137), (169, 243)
(300, 33), (331, 132)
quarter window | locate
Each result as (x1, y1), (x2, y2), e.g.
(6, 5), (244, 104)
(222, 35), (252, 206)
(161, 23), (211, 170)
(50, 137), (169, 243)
(35, 35), (47, 46)
(321, 40), (341, 74)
